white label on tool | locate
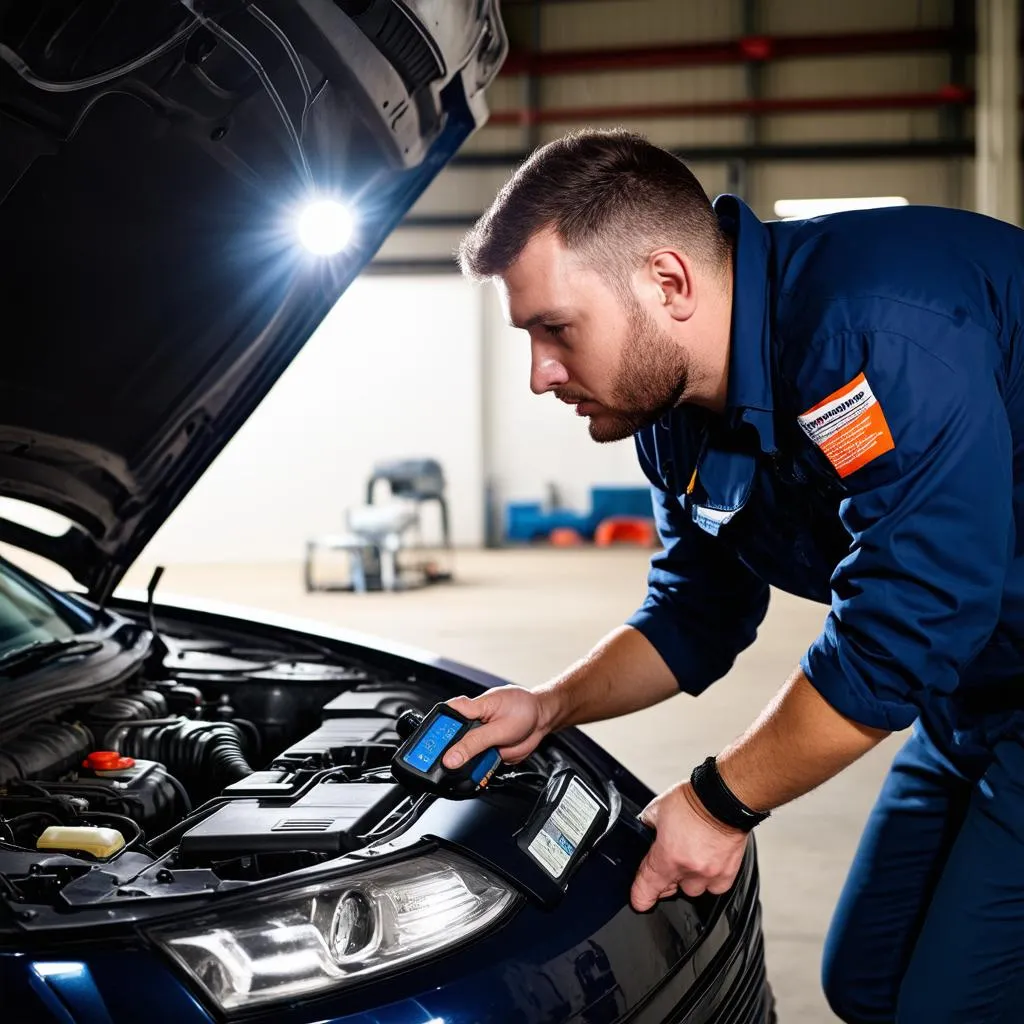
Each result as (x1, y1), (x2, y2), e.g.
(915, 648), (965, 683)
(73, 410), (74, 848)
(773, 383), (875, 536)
(527, 777), (601, 878)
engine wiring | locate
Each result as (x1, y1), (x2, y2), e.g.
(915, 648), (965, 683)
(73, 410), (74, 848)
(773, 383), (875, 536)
(6, 810), (63, 833)
(0, 810), (64, 854)
(155, 768), (193, 814)
(78, 811), (153, 856)
(358, 793), (429, 846)
(488, 769), (549, 792)
(10, 780), (149, 820)
(145, 795), (230, 856)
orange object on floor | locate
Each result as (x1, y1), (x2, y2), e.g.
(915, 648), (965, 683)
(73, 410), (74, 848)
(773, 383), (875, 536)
(594, 516), (657, 547)
(549, 527), (585, 546)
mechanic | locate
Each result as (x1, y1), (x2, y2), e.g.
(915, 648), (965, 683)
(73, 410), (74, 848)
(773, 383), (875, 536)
(444, 128), (1024, 1023)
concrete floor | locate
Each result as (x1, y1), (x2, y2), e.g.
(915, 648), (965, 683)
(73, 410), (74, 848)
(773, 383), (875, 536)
(117, 549), (907, 1023)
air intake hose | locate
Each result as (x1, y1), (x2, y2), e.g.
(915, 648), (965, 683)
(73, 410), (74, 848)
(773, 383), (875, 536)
(87, 691), (169, 732)
(106, 718), (253, 791)
(0, 722), (93, 784)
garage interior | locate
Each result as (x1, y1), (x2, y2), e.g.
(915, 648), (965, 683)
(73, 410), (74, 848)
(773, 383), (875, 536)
(1, 0), (1020, 1021)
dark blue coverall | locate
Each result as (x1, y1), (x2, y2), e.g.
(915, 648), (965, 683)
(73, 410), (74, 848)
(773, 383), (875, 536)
(625, 194), (1024, 1023)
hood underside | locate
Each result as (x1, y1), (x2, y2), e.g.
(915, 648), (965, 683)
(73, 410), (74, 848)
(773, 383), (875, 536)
(0, 0), (504, 599)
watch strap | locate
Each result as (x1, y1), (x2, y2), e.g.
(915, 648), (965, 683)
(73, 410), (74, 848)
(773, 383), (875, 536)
(690, 756), (770, 833)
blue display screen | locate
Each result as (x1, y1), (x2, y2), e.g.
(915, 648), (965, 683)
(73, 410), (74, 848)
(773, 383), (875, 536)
(402, 713), (462, 772)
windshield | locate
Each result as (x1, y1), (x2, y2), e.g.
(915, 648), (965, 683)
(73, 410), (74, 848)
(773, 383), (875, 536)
(0, 561), (78, 656)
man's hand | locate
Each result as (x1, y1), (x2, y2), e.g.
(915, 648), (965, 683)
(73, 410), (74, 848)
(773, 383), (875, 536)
(631, 782), (748, 912)
(442, 685), (555, 769)
(440, 627), (679, 773)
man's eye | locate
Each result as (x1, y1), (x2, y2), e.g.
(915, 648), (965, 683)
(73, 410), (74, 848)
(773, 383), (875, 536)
(545, 324), (567, 339)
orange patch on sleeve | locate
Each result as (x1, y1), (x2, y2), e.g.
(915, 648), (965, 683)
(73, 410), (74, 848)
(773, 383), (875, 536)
(797, 372), (895, 478)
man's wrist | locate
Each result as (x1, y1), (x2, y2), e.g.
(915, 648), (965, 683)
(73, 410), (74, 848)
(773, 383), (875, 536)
(534, 684), (570, 734)
(689, 756), (770, 833)
(679, 781), (747, 838)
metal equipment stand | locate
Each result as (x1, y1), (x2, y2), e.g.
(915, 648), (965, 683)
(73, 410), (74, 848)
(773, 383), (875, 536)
(304, 458), (454, 592)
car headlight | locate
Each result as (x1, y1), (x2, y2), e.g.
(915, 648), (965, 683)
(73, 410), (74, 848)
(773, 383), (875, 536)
(152, 852), (517, 1012)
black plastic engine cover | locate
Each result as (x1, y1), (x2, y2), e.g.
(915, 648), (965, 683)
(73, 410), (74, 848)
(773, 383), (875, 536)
(321, 688), (425, 720)
(278, 718), (396, 762)
(178, 782), (403, 859)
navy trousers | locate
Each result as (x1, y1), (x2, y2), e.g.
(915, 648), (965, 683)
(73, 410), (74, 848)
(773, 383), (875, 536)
(821, 721), (1024, 1023)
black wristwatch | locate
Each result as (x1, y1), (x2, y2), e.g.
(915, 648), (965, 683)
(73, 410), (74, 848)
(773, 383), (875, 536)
(690, 756), (770, 833)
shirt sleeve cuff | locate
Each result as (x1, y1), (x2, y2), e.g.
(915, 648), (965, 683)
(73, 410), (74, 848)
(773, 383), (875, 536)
(801, 638), (920, 732)
(626, 604), (741, 697)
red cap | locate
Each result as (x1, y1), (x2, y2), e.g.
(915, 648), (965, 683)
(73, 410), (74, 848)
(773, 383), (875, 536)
(83, 750), (135, 771)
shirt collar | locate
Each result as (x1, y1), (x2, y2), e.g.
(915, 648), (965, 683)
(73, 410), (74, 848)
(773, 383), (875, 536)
(713, 193), (777, 453)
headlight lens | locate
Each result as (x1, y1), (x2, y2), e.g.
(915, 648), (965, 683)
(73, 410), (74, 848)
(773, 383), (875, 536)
(153, 853), (516, 1011)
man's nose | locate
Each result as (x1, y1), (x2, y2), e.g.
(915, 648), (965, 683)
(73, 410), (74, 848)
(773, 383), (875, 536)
(531, 350), (569, 395)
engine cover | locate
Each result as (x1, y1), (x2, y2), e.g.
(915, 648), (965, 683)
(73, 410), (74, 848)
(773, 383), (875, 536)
(175, 689), (423, 862)
(178, 782), (403, 859)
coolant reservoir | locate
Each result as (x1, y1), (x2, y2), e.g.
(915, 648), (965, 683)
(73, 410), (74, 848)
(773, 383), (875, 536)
(36, 825), (125, 859)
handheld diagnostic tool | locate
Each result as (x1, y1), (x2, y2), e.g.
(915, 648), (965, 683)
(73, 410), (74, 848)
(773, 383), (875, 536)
(517, 768), (609, 888)
(391, 703), (502, 798)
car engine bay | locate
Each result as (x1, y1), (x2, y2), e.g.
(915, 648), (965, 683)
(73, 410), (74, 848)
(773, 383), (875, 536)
(0, 608), (596, 926)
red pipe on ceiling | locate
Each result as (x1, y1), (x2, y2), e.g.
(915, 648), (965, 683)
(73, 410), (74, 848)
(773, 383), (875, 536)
(498, 29), (959, 77)
(485, 87), (974, 126)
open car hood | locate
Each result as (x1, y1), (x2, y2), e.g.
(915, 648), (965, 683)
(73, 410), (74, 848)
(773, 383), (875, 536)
(0, 0), (505, 600)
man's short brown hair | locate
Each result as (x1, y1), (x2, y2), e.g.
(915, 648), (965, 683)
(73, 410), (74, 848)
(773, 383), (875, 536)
(457, 128), (731, 285)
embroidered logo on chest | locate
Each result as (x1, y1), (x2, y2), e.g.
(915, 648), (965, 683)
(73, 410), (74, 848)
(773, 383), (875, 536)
(797, 372), (894, 478)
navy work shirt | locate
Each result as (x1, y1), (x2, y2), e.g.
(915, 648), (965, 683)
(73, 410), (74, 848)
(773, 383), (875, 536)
(626, 195), (1024, 755)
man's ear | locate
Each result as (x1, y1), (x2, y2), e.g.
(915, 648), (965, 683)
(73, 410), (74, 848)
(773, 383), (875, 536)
(647, 249), (697, 322)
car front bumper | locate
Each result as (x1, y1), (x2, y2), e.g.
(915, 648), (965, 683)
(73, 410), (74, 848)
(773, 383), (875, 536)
(1, 841), (770, 1024)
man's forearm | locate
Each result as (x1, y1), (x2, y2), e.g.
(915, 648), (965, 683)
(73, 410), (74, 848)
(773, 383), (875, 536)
(535, 625), (679, 732)
(715, 668), (890, 813)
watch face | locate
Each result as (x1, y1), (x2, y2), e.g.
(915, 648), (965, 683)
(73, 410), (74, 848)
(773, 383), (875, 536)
(401, 713), (462, 772)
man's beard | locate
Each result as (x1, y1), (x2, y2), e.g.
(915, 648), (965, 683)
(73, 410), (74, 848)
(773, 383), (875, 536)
(568, 299), (690, 444)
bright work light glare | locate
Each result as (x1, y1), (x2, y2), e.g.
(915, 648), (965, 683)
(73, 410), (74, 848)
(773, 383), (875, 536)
(297, 199), (355, 255)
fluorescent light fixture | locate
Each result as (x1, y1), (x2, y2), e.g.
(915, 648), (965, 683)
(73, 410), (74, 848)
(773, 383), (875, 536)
(297, 198), (355, 256)
(32, 962), (86, 979)
(773, 196), (909, 220)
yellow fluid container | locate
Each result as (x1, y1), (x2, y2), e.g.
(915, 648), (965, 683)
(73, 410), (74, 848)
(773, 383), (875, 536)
(36, 825), (126, 859)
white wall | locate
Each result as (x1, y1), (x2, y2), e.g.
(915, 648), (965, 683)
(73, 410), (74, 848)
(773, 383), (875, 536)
(480, 285), (646, 517)
(140, 273), (646, 563)
(140, 276), (485, 562)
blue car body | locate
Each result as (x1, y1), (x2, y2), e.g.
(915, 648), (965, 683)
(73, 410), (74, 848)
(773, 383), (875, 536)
(0, 588), (771, 1024)
(0, 3), (772, 1021)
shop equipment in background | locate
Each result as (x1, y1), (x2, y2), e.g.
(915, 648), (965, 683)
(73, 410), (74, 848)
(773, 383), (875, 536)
(504, 485), (655, 546)
(305, 459), (454, 592)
